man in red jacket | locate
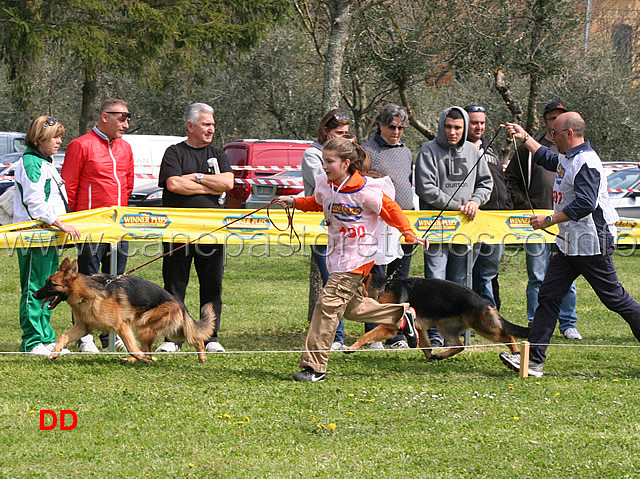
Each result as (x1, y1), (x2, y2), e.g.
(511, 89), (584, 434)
(61, 99), (134, 352)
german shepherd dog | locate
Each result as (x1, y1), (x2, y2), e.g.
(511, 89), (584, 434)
(33, 258), (216, 364)
(345, 274), (529, 361)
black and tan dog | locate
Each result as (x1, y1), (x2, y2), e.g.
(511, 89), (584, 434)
(33, 258), (216, 364)
(345, 274), (529, 361)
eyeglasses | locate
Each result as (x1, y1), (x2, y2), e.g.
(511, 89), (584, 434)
(466, 105), (486, 113)
(333, 113), (349, 121)
(550, 128), (569, 137)
(43, 117), (58, 128)
(386, 124), (406, 131)
(106, 111), (132, 121)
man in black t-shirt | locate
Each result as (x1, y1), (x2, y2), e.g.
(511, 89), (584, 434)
(155, 103), (234, 354)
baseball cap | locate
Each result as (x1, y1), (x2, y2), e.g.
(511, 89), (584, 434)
(543, 101), (567, 117)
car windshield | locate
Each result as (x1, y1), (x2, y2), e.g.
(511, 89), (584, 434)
(608, 169), (640, 190)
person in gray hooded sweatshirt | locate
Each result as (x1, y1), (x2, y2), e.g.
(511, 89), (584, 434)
(415, 106), (493, 345)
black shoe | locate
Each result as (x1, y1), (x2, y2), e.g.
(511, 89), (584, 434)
(400, 307), (419, 348)
(292, 367), (326, 382)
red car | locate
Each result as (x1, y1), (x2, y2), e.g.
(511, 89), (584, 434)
(222, 139), (311, 208)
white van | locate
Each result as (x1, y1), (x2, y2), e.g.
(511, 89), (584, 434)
(122, 134), (186, 188)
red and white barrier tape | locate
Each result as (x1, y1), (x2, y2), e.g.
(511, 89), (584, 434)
(231, 165), (300, 171)
(234, 178), (303, 186)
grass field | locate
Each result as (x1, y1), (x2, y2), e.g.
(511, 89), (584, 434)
(1, 243), (640, 478)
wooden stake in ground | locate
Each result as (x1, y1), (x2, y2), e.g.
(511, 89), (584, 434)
(520, 341), (530, 378)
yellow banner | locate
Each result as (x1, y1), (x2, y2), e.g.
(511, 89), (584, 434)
(0, 207), (637, 248)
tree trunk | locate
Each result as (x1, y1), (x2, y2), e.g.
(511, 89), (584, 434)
(398, 80), (435, 140)
(79, 66), (98, 135)
(322, 0), (352, 111)
(307, 257), (323, 322)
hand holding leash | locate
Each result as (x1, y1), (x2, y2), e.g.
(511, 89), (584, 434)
(275, 196), (295, 208)
(501, 122), (527, 142)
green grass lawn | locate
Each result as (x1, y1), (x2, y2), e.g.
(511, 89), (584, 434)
(1, 244), (640, 478)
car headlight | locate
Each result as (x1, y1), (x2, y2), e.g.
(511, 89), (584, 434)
(146, 191), (163, 200)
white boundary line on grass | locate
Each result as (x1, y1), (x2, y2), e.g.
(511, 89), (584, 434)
(3, 342), (640, 356)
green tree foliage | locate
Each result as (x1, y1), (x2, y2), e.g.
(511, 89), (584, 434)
(0, 0), (289, 132)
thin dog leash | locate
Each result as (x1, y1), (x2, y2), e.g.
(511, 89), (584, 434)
(386, 126), (503, 284)
(511, 135), (567, 243)
(124, 200), (300, 276)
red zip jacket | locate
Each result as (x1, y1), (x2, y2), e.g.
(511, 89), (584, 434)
(61, 127), (134, 211)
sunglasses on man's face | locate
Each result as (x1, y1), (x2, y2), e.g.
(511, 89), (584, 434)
(386, 124), (406, 131)
(106, 111), (132, 121)
(466, 105), (486, 113)
(43, 117), (58, 128)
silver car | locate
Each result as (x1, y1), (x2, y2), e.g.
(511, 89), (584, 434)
(607, 166), (640, 219)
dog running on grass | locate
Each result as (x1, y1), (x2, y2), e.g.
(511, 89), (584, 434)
(344, 274), (529, 361)
(33, 258), (216, 364)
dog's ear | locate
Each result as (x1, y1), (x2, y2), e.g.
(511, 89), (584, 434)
(362, 274), (378, 300)
(60, 257), (71, 271)
(69, 259), (79, 276)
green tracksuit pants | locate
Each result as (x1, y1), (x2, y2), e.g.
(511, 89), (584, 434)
(18, 247), (59, 352)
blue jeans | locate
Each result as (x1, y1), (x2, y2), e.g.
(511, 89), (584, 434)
(312, 245), (344, 344)
(424, 243), (472, 340)
(525, 242), (578, 333)
(472, 242), (504, 308)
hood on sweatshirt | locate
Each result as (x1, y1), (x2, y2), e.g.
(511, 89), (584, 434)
(435, 106), (469, 150)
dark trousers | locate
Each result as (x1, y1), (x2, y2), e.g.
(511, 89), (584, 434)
(366, 243), (414, 342)
(530, 245), (640, 364)
(162, 242), (224, 342)
(76, 241), (129, 347)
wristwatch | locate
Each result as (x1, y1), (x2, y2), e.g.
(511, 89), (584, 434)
(545, 215), (553, 225)
(196, 173), (204, 184)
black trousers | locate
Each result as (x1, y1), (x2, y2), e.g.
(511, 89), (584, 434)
(162, 242), (224, 342)
(530, 245), (640, 364)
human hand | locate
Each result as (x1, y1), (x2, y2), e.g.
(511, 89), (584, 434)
(275, 196), (294, 208)
(500, 122), (527, 142)
(529, 215), (547, 230)
(459, 200), (479, 221)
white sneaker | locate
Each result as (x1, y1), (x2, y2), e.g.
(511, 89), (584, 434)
(389, 339), (409, 349)
(563, 327), (583, 340)
(368, 341), (384, 350)
(31, 343), (70, 356)
(330, 341), (344, 351)
(114, 335), (128, 352)
(155, 341), (181, 353)
(205, 341), (225, 353)
(79, 335), (100, 353)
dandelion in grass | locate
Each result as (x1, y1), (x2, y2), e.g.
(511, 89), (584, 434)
(223, 414), (231, 418)
(245, 417), (250, 422)
(348, 393), (355, 398)
(555, 392), (561, 397)
(513, 417), (519, 421)
(613, 379), (620, 382)
(329, 423), (336, 431)
(28, 410), (35, 414)
(189, 463), (195, 468)
(535, 382), (541, 385)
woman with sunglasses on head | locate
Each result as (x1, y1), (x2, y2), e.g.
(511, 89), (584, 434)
(301, 109), (350, 351)
(13, 116), (81, 356)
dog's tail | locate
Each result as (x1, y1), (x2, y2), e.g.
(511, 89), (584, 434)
(500, 316), (529, 338)
(182, 302), (217, 344)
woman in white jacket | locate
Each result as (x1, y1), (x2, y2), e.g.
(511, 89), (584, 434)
(14, 116), (80, 355)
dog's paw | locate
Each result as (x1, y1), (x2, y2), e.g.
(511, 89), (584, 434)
(342, 347), (357, 354)
(47, 354), (59, 361)
(431, 354), (443, 361)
